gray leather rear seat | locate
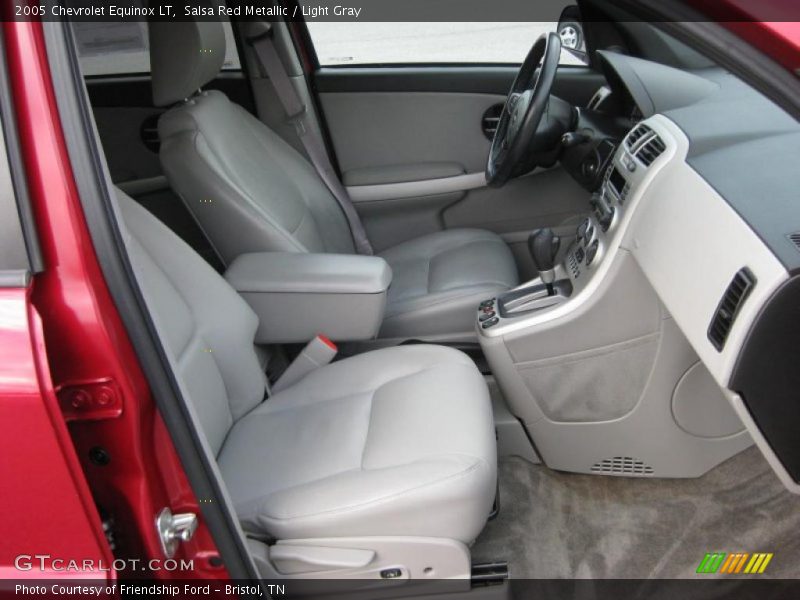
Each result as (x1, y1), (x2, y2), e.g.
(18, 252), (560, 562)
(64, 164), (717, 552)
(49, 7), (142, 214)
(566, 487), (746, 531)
(114, 189), (497, 544)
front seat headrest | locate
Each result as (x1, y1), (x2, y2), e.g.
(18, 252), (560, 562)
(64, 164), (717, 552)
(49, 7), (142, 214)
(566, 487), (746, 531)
(148, 19), (226, 107)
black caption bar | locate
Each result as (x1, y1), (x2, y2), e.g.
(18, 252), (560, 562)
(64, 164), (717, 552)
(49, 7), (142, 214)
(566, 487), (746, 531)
(3, 0), (800, 22)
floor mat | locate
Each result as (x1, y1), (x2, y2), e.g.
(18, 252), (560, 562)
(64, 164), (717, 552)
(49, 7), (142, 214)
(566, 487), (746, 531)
(471, 446), (800, 578)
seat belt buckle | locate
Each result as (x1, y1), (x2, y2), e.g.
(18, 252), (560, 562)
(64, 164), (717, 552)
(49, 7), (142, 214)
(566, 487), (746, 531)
(271, 334), (338, 394)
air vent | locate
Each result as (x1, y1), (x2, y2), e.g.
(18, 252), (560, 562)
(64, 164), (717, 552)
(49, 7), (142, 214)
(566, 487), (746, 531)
(636, 135), (666, 166)
(587, 85), (612, 111)
(481, 104), (504, 140)
(591, 457), (654, 475)
(707, 268), (756, 351)
(624, 124), (652, 151)
(140, 113), (162, 153)
(788, 232), (800, 252)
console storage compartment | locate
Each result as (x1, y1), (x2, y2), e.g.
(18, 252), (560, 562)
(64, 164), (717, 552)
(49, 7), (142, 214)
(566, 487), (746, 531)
(225, 252), (392, 343)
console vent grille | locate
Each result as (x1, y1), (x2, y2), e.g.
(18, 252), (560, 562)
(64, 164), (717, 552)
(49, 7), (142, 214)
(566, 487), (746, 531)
(636, 135), (666, 166)
(624, 124), (652, 150)
(708, 268), (756, 351)
(591, 457), (654, 475)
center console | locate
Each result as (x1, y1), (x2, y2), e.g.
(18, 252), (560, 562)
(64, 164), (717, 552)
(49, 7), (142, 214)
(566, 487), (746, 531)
(476, 116), (752, 479)
(225, 252), (391, 344)
(479, 146), (631, 335)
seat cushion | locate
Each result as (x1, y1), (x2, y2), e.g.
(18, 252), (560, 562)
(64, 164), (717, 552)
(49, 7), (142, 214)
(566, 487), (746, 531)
(379, 229), (518, 339)
(217, 345), (497, 543)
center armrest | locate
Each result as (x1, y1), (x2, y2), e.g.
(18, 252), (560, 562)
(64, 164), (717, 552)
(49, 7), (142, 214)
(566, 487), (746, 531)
(225, 252), (392, 343)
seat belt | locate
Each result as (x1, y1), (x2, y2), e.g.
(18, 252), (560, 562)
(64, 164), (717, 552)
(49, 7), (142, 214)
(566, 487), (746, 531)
(246, 23), (374, 255)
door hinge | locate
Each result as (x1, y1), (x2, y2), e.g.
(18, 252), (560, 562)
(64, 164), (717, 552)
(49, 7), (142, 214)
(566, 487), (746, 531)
(156, 508), (198, 558)
(56, 378), (123, 421)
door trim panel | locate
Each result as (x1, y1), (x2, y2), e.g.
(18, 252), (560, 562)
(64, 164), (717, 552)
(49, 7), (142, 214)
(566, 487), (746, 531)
(348, 171), (486, 202)
(315, 66), (604, 104)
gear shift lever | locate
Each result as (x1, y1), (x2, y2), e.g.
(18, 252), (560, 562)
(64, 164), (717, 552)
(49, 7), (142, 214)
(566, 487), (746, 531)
(529, 228), (561, 296)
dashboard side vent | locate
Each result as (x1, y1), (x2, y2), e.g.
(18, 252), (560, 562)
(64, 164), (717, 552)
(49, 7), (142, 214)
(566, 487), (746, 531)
(707, 268), (756, 351)
(481, 104), (504, 140)
(636, 135), (666, 166)
(624, 124), (652, 151)
(591, 457), (654, 475)
(788, 232), (800, 252)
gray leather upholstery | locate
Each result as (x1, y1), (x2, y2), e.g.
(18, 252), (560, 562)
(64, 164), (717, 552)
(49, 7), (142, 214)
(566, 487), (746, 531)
(224, 252), (391, 344)
(114, 189), (497, 543)
(116, 188), (266, 455)
(151, 21), (518, 339)
(219, 344), (496, 542)
(150, 21), (226, 107)
(157, 90), (356, 258)
(224, 252), (392, 295)
(380, 229), (518, 338)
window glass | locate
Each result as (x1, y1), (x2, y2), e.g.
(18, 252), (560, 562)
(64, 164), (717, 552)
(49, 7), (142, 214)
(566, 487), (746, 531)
(73, 22), (241, 76)
(0, 116), (31, 272)
(306, 22), (587, 67)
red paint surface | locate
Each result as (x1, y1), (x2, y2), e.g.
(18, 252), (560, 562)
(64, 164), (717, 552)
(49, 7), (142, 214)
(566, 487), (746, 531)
(0, 289), (113, 580)
(1, 20), (226, 579)
(687, 0), (800, 72)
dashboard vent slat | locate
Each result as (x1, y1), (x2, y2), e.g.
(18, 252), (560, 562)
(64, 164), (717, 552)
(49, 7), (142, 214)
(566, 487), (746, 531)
(787, 232), (800, 252)
(624, 124), (652, 151)
(636, 135), (666, 167)
(707, 268), (756, 351)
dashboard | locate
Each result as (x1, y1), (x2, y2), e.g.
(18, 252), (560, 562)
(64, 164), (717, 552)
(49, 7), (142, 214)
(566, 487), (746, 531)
(488, 51), (800, 491)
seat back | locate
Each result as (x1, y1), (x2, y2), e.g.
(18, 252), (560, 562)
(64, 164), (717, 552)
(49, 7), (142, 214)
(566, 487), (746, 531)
(115, 189), (267, 456)
(149, 21), (356, 263)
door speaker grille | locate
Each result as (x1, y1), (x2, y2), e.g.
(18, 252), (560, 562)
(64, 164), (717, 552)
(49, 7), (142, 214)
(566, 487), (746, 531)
(591, 456), (654, 475)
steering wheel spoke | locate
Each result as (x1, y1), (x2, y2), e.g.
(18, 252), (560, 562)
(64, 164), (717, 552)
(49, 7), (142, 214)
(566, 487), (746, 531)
(486, 32), (563, 187)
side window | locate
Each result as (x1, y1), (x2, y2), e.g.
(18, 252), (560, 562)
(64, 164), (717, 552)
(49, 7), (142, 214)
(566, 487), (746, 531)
(305, 22), (587, 67)
(73, 22), (241, 77)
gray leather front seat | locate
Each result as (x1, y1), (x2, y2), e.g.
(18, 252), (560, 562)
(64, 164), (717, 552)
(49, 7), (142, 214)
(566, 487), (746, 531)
(149, 21), (518, 340)
(115, 189), (497, 544)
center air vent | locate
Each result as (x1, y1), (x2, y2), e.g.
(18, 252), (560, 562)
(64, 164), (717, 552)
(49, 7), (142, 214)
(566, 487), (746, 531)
(591, 456), (654, 475)
(636, 135), (666, 166)
(708, 268), (756, 351)
(624, 124), (652, 150)
(624, 124), (666, 167)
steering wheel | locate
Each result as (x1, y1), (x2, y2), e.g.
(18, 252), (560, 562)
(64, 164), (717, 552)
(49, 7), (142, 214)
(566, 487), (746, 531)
(486, 32), (562, 187)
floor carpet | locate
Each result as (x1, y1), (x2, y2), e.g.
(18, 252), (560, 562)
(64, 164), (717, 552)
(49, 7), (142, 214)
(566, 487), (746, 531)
(471, 446), (800, 578)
